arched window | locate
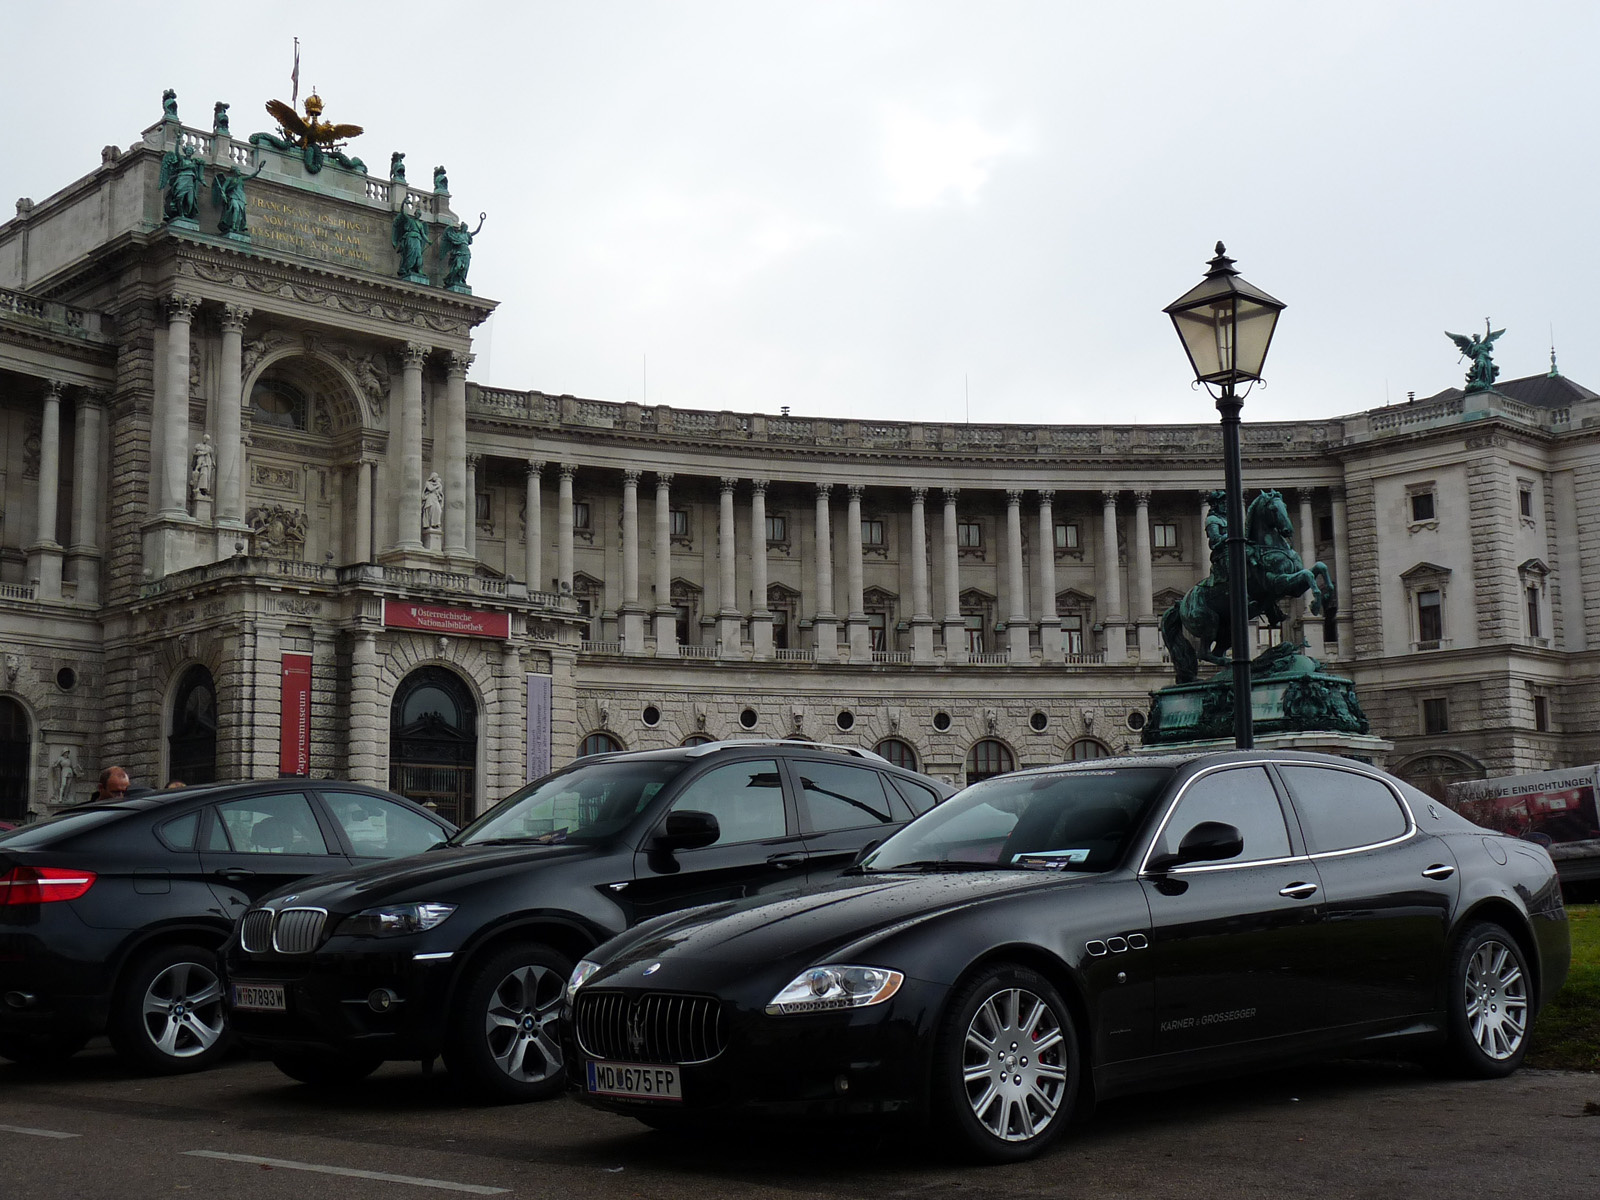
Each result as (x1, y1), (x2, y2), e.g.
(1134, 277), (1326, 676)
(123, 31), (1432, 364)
(966, 739), (1014, 786)
(875, 738), (918, 771)
(681, 734), (713, 747)
(249, 374), (309, 431)
(579, 732), (624, 757)
(1394, 752), (1484, 803)
(168, 666), (218, 785)
(390, 667), (477, 827)
(0, 697), (30, 822)
(1068, 738), (1110, 760)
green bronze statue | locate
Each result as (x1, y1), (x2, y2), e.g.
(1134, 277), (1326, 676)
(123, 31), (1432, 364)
(1447, 320), (1505, 393)
(433, 165), (448, 193)
(213, 101), (230, 137)
(390, 151), (406, 182)
(162, 88), (178, 121)
(392, 198), (430, 279)
(442, 212), (486, 290)
(212, 160), (265, 235)
(159, 142), (206, 223)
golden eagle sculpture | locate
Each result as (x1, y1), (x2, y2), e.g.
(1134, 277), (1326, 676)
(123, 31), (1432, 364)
(251, 91), (367, 174)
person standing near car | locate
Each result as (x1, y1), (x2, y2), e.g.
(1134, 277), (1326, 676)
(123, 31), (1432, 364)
(91, 765), (130, 802)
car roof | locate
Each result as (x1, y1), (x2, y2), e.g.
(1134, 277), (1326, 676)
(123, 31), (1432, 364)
(999, 749), (1390, 781)
(74, 778), (440, 817)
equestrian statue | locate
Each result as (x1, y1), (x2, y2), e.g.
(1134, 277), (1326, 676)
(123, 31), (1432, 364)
(1159, 488), (1337, 684)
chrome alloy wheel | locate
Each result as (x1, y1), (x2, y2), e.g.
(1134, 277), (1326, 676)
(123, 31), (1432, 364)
(140, 960), (226, 1059)
(483, 963), (564, 1083)
(961, 987), (1069, 1142)
(1464, 937), (1529, 1061)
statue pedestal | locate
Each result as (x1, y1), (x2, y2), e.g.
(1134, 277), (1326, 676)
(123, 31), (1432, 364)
(423, 529), (442, 553)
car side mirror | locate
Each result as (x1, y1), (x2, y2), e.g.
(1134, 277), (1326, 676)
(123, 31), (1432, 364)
(1147, 821), (1244, 872)
(654, 809), (720, 852)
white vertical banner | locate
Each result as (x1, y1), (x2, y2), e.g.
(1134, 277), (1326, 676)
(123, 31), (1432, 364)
(526, 673), (552, 780)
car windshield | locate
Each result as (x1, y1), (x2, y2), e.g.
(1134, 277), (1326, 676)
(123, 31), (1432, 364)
(452, 759), (688, 847)
(864, 766), (1174, 873)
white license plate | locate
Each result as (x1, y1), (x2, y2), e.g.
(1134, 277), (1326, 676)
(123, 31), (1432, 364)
(232, 982), (287, 1012)
(586, 1060), (682, 1102)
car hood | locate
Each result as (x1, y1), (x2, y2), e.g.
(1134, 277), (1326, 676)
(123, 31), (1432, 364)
(257, 841), (599, 909)
(591, 869), (1075, 986)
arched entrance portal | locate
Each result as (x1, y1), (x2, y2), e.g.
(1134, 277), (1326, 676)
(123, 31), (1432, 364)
(390, 667), (478, 827)
(0, 698), (30, 821)
(168, 666), (218, 785)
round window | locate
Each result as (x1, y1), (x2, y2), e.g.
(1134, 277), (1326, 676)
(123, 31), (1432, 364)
(932, 711), (952, 732)
(739, 708), (759, 729)
(1126, 710), (1147, 732)
(56, 667), (78, 692)
(642, 705), (661, 727)
(1029, 711), (1048, 732)
(836, 710), (855, 731)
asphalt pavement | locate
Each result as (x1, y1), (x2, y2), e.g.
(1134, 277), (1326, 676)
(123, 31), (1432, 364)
(1, 1042), (1596, 1199)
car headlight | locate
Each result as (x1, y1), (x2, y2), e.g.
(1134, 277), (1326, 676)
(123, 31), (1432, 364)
(566, 959), (602, 1004)
(336, 902), (456, 938)
(765, 965), (904, 1015)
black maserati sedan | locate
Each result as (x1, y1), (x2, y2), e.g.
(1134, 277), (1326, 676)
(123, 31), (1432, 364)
(567, 751), (1571, 1162)
(0, 780), (453, 1073)
(222, 740), (953, 1099)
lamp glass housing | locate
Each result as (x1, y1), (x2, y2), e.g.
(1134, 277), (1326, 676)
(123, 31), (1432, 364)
(1164, 247), (1285, 386)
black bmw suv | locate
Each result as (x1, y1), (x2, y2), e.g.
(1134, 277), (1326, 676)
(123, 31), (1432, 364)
(223, 739), (953, 1099)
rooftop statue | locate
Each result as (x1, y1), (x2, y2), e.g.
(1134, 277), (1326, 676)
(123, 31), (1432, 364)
(213, 101), (230, 137)
(211, 159), (265, 236)
(162, 88), (178, 120)
(252, 91), (367, 174)
(392, 197), (431, 281)
(442, 213), (486, 291)
(1446, 319), (1505, 393)
(159, 142), (206, 223)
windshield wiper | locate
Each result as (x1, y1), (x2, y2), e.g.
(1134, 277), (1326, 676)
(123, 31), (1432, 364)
(867, 858), (1006, 873)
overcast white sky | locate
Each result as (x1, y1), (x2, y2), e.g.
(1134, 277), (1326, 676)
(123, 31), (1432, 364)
(6, 2), (1596, 425)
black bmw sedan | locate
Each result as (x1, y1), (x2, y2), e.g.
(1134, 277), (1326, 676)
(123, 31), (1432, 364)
(223, 740), (952, 1099)
(566, 751), (1571, 1162)
(0, 780), (453, 1073)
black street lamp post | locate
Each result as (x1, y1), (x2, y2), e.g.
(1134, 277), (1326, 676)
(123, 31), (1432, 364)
(1164, 243), (1286, 750)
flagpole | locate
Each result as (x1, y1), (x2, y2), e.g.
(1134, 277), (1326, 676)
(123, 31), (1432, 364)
(291, 37), (300, 104)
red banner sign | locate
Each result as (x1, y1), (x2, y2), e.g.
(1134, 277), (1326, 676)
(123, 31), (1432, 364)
(279, 652), (313, 777)
(383, 600), (511, 639)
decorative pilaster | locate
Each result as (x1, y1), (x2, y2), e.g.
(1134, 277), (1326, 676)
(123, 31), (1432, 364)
(653, 473), (676, 655)
(443, 352), (473, 560)
(910, 486), (934, 662)
(1005, 489), (1029, 662)
(845, 484), (868, 661)
(464, 453), (481, 560)
(749, 480), (773, 659)
(66, 388), (106, 605)
(557, 464), (575, 598)
(158, 294), (201, 520)
(1133, 489), (1158, 658)
(942, 488), (965, 662)
(524, 461), (543, 592)
(26, 379), (65, 598)
(1036, 490), (1060, 659)
(718, 477), (742, 656)
(1100, 489), (1127, 663)
(354, 457), (375, 563)
(216, 304), (251, 549)
(1330, 485), (1353, 658)
(813, 483), (838, 661)
(620, 469), (645, 653)
(1295, 488), (1323, 655)
(348, 632), (385, 785)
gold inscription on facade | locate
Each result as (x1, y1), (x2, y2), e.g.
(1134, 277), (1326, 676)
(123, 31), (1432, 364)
(248, 196), (383, 269)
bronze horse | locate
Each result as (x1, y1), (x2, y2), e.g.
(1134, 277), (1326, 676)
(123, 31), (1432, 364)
(1159, 489), (1337, 684)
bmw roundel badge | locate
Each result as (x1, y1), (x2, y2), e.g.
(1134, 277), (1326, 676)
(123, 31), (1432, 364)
(642, 961), (662, 977)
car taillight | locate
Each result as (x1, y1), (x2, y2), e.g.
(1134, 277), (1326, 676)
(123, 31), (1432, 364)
(0, 866), (97, 905)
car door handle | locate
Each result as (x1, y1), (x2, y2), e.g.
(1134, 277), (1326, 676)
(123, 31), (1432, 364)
(1422, 863), (1456, 880)
(766, 853), (808, 870)
(1279, 881), (1318, 899)
(213, 868), (256, 883)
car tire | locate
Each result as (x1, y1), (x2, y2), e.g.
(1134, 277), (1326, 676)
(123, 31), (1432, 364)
(107, 943), (232, 1075)
(1446, 921), (1532, 1078)
(0, 1030), (91, 1066)
(931, 962), (1079, 1163)
(271, 1051), (383, 1087)
(445, 943), (572, 1103)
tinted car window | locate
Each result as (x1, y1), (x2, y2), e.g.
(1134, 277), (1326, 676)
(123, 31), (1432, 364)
(459, 760), (687, 845)
(157, 810), (200, 850)
(889, 775), (942, 816)
(211, 793), (330, 855)
(1279, 765), (1409, 853)
(669, 759), (786, 846)
(1156, 767), (1290, 864)
(796, 761), (895, 832)
(322, 791), (445, 857)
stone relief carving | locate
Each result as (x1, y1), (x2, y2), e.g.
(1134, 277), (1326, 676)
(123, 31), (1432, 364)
(247, 504), (308, 558)
(250, 462), (300, 491)
(189, 261), (469, 335)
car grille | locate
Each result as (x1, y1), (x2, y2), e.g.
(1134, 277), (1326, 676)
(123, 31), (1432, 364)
(575, 990), (726, 1065)
(240, 906), (328, 955)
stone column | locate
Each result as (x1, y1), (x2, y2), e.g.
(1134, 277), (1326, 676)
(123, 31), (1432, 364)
(653, 473), (676, 655)
(26, 379), (65, 597)
(355, 457), (375, 563)
(620, 469), (645, 653)
(845, 485), (869, 661)
(1296, 488), (1323, 656)
(443, 353), (472, 559)
(216, 303), (251, 549)
(497, 641), (525, 803)
(910, 487), (935, 663)
(348, 631), (384, 785)
(749, 480), (773, 659)
(524, 461), (543, 591)
(942, 488), (965, 662)
(1100, 490), (1127, 663)
(557, 464), (575, 598)
(813, 483), (838, 661)
(1330, 486), (1354, 658)
(464, 453), (481, 560)
(717, 477), (743, 655)
(158, 294), (201, 520)
(393, 341), (428, 552)
(1133, 489), (1159, 658)
(66, 389), (105, 605)
(1005, 489), (1029, 661)
(1036, 490), (1061, 659)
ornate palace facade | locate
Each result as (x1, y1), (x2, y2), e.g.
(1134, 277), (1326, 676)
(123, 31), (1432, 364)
(1, 97), (1596, 821)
